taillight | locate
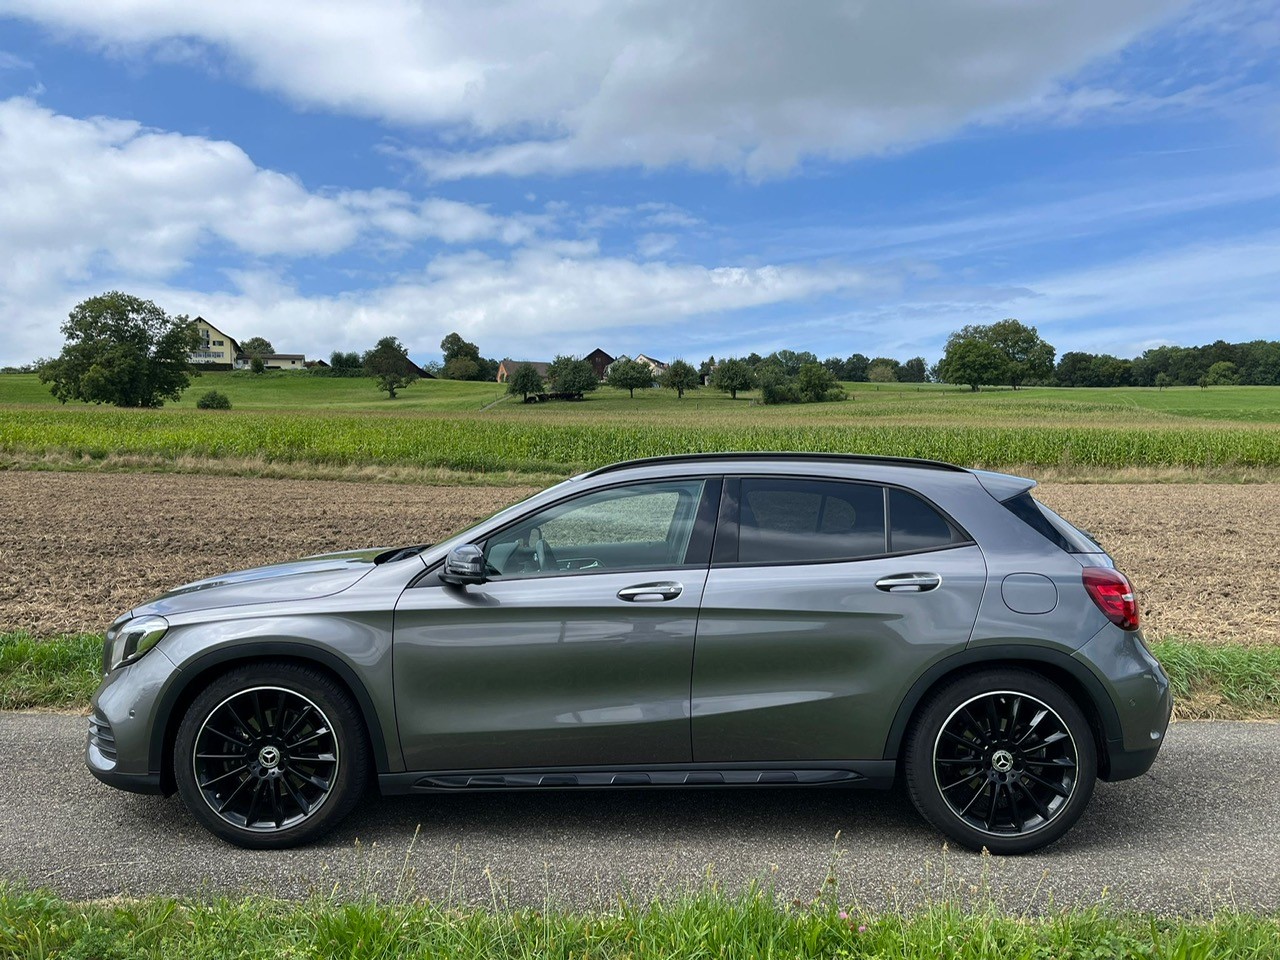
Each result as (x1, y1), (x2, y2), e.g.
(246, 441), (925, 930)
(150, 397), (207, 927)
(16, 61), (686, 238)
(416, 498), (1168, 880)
(1082, 566), (1140, 631)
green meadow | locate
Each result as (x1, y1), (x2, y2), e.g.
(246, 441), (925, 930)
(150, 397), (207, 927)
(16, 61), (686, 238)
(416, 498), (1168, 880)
(2, 372), (1279, 476)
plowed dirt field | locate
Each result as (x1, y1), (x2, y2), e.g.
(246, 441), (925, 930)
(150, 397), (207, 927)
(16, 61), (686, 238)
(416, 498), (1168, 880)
(2, 472), (1275, 645)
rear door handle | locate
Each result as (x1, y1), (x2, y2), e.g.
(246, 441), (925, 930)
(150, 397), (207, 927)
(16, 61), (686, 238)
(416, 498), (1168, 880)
(617, 581), (683, 602)
(875, 572), (942, 593)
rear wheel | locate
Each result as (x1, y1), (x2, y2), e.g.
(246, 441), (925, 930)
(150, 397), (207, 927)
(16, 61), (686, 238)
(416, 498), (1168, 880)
(173, 663), (369, 849)
(903, 668), (1096, 854)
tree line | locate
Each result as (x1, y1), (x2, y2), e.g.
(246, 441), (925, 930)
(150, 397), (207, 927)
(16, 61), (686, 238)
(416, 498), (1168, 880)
(27, 291), (1279, 410)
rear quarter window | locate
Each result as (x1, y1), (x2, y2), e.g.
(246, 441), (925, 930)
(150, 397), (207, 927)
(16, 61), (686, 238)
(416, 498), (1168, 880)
(887, 488), (966, 552)
(1001, 492), (1101, 554)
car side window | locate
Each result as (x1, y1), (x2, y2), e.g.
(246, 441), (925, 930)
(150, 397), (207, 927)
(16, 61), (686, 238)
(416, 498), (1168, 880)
(888, 488), (964, 552)
(484, 479), (707, 578)
(737, 478), (886, 563)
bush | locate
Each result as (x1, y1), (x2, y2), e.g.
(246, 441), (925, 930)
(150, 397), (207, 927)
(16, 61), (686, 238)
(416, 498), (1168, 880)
(195, 389), (232, 410)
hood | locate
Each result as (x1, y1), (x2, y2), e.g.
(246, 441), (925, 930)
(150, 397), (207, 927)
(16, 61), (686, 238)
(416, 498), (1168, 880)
(133, 548), (387, 618)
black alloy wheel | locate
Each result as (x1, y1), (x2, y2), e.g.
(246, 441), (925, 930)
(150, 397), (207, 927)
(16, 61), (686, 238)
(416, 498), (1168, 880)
(193, 686), (339, 831)
(174, 663), (369, 849)
(904, 668), (1097, 855)
(933, 691), (1077, 835)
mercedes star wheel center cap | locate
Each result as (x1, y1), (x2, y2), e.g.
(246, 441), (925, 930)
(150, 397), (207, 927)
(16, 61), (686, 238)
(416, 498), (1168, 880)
(258, 746), (281, 769)
(991, 749), (1014, 773)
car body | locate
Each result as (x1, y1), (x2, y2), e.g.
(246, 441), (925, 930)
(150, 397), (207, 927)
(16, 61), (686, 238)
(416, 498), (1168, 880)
(88, 453), (1171, 852)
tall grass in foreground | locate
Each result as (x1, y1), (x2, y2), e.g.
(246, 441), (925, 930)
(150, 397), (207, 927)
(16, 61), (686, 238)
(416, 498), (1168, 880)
(1, 881), (1277, 959)
(0, 633), (100, 710)
(3, 407), (1280, 474)
(2, 633), (1277, 719)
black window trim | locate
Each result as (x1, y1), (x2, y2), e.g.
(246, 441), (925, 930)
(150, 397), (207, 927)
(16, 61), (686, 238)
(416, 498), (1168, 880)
(413, 476), (724, 587)
(712, 474), (975, 569)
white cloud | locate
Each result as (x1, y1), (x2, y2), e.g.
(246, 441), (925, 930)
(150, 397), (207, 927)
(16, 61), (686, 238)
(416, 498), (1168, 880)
(0, 97), (541, 297)
(3, 247), (874, 367)
(636, 233), (677, 259)
(0, 0), (1189, 177)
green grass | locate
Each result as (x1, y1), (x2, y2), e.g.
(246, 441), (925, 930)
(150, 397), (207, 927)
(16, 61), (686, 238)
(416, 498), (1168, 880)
(0, 371), (509, 412)
(1, 882), (1278, 960)
(4, 633), (1276, 720)
(1151, 639), (1280, 719)
(3, 374), (1279, 477)
(0, 633), (101, 710)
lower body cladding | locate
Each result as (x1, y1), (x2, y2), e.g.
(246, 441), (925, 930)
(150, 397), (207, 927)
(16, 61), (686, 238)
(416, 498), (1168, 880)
(378, 761), (898, 794)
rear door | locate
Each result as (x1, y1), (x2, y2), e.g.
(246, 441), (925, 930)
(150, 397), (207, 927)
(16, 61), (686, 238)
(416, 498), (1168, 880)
(691, 476), (987, 762)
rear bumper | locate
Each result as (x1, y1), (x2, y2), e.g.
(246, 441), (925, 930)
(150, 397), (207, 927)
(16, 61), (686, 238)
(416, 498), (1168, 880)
(1078, 627), (1173, 781)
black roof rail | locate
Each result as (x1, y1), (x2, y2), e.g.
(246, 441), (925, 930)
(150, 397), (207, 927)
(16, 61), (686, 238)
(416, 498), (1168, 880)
(582, 452), (969, 478)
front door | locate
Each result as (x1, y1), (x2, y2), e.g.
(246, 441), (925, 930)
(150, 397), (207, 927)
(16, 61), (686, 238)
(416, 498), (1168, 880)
(394, 477), (720, 772)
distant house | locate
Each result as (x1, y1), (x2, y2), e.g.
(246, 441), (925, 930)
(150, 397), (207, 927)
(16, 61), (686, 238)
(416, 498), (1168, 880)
(584, 348), (615, 380)
(192, 317), (239, 365)
(235, 353), (306, 371)
(304, 358), (330, 369)
(635, 354), (669, 375)
(497, 359), (551, 383)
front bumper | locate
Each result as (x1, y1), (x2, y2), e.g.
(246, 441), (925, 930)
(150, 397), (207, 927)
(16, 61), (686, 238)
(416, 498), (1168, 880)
(85, 645), (179, 794)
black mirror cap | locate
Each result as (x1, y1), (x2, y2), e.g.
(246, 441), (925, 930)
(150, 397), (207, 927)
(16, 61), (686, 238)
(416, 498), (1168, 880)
(440, 544), (487, 585)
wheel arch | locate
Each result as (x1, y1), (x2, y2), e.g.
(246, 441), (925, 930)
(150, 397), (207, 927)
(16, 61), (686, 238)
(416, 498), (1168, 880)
(882, 645), (1121, 778)
(151, 643), (391, 793)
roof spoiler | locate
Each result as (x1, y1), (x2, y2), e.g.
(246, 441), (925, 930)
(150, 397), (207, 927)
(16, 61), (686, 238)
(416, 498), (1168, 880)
(971, 468), (1037, 502)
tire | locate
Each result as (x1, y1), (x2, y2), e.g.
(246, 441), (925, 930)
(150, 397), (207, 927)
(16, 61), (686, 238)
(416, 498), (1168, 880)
(173, 662), (370, 849)
(903, 668), (1097, 855)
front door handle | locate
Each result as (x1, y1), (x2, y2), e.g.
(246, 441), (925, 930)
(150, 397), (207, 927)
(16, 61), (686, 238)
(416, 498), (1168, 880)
(617, 581), (683, 602)
(875, 572), (942, 593)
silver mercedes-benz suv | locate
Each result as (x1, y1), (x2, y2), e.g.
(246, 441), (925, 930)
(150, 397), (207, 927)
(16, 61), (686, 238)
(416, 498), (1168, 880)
(88, 453), (1171, 853)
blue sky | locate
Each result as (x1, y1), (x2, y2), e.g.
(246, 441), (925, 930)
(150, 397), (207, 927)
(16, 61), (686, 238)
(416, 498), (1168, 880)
(0, 0), (1276, 370)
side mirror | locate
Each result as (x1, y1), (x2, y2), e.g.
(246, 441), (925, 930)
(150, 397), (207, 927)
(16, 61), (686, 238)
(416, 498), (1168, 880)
(440, 544), (487, 585)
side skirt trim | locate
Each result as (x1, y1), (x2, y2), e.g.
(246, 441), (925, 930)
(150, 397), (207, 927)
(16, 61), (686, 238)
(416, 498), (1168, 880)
(379, 761), (896, 794)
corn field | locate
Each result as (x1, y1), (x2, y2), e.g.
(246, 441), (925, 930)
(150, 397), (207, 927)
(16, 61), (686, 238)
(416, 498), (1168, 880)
(3, 408), (1279, 474)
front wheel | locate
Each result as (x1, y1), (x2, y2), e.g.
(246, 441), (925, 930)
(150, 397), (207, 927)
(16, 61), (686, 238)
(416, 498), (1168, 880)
(173, 663), (369, 849)
(903, 668), (1097, 854)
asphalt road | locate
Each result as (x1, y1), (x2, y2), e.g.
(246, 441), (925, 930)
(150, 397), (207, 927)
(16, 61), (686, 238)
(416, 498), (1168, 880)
(2, 713), (1277, 914)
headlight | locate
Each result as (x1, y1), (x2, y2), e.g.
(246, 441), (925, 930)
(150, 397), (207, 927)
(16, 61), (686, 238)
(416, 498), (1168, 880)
(104, 616), (169, 673)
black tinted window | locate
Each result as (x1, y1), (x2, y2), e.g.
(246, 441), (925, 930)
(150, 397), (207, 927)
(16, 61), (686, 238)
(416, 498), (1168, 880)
(888, 488), (963, 552)
(738, 479), (886, 563)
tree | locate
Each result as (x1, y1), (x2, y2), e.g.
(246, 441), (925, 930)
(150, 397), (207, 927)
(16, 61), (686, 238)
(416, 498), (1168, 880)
(844, 353), (870, 382)
(249, 355), (265, 375)
(940, 319), (1054, 390)
(326, 350), (364, 377)
(698, 355), (717, 380)
(867, 358), (898, 383)
(796, 362), (841, 402)
(240, 336), (273, 357)
(606, 357), (653, 398)
(441, 332), (480, 365)
(506, 363), (545, 400)
(986, 318), (1055, 388)
(39, 291), (199, 408)
(1205, 361), (1239, 386)
(937, 336), (1006, 391)
(1154, 372), (1172, 390)
(1055, 351), (1095, 387)
(363, 336), (419, 398)
(547, 355), (599, 395)
(900, 356), (928, 383)
(709, 357), (755, 399)
(659, 359), (700, 398)
(442, 356), (480, 381)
